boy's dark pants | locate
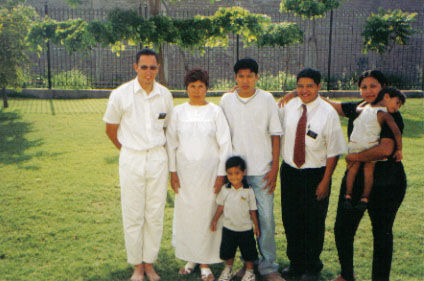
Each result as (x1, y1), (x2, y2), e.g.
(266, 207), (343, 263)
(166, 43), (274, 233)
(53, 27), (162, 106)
(280, 162), (329, 275)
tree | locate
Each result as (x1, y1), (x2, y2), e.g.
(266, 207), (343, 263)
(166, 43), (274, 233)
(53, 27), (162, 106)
(28, 6), (303, 85)
(280, 0), (340, 69)
(362, 8), (417, 55)
(0, 2), (36, 108)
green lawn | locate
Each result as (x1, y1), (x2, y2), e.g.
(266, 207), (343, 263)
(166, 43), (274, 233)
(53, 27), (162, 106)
(0, 97), (423, 281)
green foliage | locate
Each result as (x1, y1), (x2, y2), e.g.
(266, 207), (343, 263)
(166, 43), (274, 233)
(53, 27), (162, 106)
(362, 8), (417, 54)
(211, 71), (297, 91)
(65, 0), (82, 8)
(27, 16), (95, 53)
(257, 22), (303, 47)
(51, 69), (92, 90)
(280, 0), (340, 19)
(200, 7), (272, 47)
(0, 0), (26, 9)
(0, 4), (36, 89)
(28, 6), (303, 55)
(258, 71), (297, 90)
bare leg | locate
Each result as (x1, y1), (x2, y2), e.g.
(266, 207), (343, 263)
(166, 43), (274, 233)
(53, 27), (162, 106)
(144, 263), (160, 281)
(245, 261), (254, 270)
(362, 161), (376, 200)
(225, 258), (234, 266)
(344, 162), (361, 209)
(345, 162), (361, 197)
(131, 264), (144, 281)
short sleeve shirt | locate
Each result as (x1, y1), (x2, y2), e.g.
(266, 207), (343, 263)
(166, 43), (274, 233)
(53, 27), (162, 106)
(341, 101), (404, 157)
(216, 185), (257, 232)
(103, 79), (173, 151)
(220, 89), (283, 175)
(279, 96), (347, 168)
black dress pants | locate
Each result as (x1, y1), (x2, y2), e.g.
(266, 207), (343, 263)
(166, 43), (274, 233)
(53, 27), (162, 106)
(280, 162), (329, 274)
(334, 161), (407, 281)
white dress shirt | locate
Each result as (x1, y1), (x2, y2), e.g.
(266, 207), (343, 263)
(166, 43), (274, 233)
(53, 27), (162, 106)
(279, 96), (347, 168)
(220, 89), (283, 176)
(103, 79), (173, 151)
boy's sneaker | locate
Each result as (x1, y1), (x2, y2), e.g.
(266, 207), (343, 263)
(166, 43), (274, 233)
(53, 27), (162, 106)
(241, 270), (256, 281)
(218, 266), (233, 281)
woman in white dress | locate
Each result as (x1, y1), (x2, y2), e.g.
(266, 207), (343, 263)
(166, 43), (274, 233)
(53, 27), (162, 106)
(166, 69), (232, 281)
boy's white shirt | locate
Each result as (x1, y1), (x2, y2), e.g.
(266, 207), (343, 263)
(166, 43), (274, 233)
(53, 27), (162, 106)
(216, 185), (257, 232)
(220, 89), (283, 176)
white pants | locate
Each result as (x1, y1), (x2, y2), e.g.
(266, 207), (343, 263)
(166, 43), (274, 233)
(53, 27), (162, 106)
(119, 146), (168, 265)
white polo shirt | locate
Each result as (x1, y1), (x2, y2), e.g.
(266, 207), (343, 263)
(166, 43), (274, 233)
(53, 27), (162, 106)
(220, 89), (283, 176)
(216, 185), (257, 232)
(103, 79), (173, 151)
(279, 96), (347, 169)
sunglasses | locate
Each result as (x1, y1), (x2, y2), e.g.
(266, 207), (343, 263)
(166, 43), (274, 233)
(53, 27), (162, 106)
(139, 65), (158, 70)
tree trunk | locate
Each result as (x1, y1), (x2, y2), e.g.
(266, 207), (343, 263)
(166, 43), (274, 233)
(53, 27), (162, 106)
(149, 0), (167, 85)
(2, 87), (8, 108)
(158, 45), (167, 86)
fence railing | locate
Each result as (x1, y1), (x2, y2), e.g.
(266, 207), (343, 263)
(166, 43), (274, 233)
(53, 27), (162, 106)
(25, 4), (424, 91)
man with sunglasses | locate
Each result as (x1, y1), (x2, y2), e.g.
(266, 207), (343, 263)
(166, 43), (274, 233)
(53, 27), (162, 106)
(103, 48), (173, 281)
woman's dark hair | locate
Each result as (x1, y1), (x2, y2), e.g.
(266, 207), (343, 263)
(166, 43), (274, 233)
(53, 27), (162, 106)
(296, 68), (321, 85)
(372, 87), (406, 105)
(225, 156), (249, 189)
(184, 68), (209, 88)
(357, 70), (388, 88)
(234, 57), (259, 74)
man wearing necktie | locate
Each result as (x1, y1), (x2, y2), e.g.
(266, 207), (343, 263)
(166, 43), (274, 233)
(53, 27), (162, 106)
(278, 68), (347, 281)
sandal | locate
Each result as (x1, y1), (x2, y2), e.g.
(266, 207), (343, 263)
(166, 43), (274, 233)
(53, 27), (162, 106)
(178, 262), (197, 275)
(201, 267), (215, 281)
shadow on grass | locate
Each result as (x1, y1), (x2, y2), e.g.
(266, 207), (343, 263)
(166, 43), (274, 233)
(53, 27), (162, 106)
(0, 110), (43, 165)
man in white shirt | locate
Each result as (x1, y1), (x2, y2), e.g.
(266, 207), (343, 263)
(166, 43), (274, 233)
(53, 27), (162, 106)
(103, 49), (173, 281)
(279, 68), (347, 281)
(220, 58), (284, 281)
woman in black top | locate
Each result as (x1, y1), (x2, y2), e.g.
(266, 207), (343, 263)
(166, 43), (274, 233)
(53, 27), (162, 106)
(329, 70), (407, 281)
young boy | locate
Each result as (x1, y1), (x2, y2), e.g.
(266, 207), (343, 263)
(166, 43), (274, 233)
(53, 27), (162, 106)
(211, 156), (259, 281)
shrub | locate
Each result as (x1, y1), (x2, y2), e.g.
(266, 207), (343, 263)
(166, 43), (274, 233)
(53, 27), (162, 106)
(52, 69), (92, 90)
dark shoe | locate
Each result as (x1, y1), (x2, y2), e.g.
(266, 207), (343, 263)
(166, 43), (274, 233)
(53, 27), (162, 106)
(300, 272), (319, 281)
(343, 197), (353, 209)
(281, 267), (302, 280)
(355, 200), (368, 211)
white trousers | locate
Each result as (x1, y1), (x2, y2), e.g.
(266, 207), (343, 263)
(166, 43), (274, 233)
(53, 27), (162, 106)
(119, 146), (168, 265)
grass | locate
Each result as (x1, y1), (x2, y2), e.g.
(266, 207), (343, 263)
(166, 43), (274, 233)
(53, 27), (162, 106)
(0, 97), (423, 281)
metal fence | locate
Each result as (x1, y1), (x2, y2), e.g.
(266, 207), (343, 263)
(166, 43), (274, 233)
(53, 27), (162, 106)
(26, 4), (424, 91)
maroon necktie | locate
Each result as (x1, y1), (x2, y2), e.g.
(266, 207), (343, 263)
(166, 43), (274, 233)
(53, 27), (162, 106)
(293, 104), (307, 168)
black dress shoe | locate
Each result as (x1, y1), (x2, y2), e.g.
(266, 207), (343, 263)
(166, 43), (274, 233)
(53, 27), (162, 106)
(281, 267), (302, 280)
(300, 272), (319, 281)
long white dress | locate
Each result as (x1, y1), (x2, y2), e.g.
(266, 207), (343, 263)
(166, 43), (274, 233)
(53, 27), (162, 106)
(166, 102), (232, 264)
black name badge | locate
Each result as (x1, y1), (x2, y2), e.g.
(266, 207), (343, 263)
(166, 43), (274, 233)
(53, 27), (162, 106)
(307, 130), (318, 139)
(158, 112), (166, 119)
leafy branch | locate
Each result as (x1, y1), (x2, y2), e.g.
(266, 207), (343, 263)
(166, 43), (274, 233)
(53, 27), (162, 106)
(362, 8), (418, 54)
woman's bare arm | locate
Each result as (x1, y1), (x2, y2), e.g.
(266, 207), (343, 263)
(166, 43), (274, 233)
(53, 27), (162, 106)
(346, 138), (395, 163)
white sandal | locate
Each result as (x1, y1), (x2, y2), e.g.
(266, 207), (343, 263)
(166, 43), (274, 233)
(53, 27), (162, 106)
(178, 262), (197, 275)
(201, 267), (215, 281)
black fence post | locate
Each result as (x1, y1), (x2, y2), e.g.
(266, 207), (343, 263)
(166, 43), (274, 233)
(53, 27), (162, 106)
(45, 3), (52, 89)
(327, 9), (334, 93)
